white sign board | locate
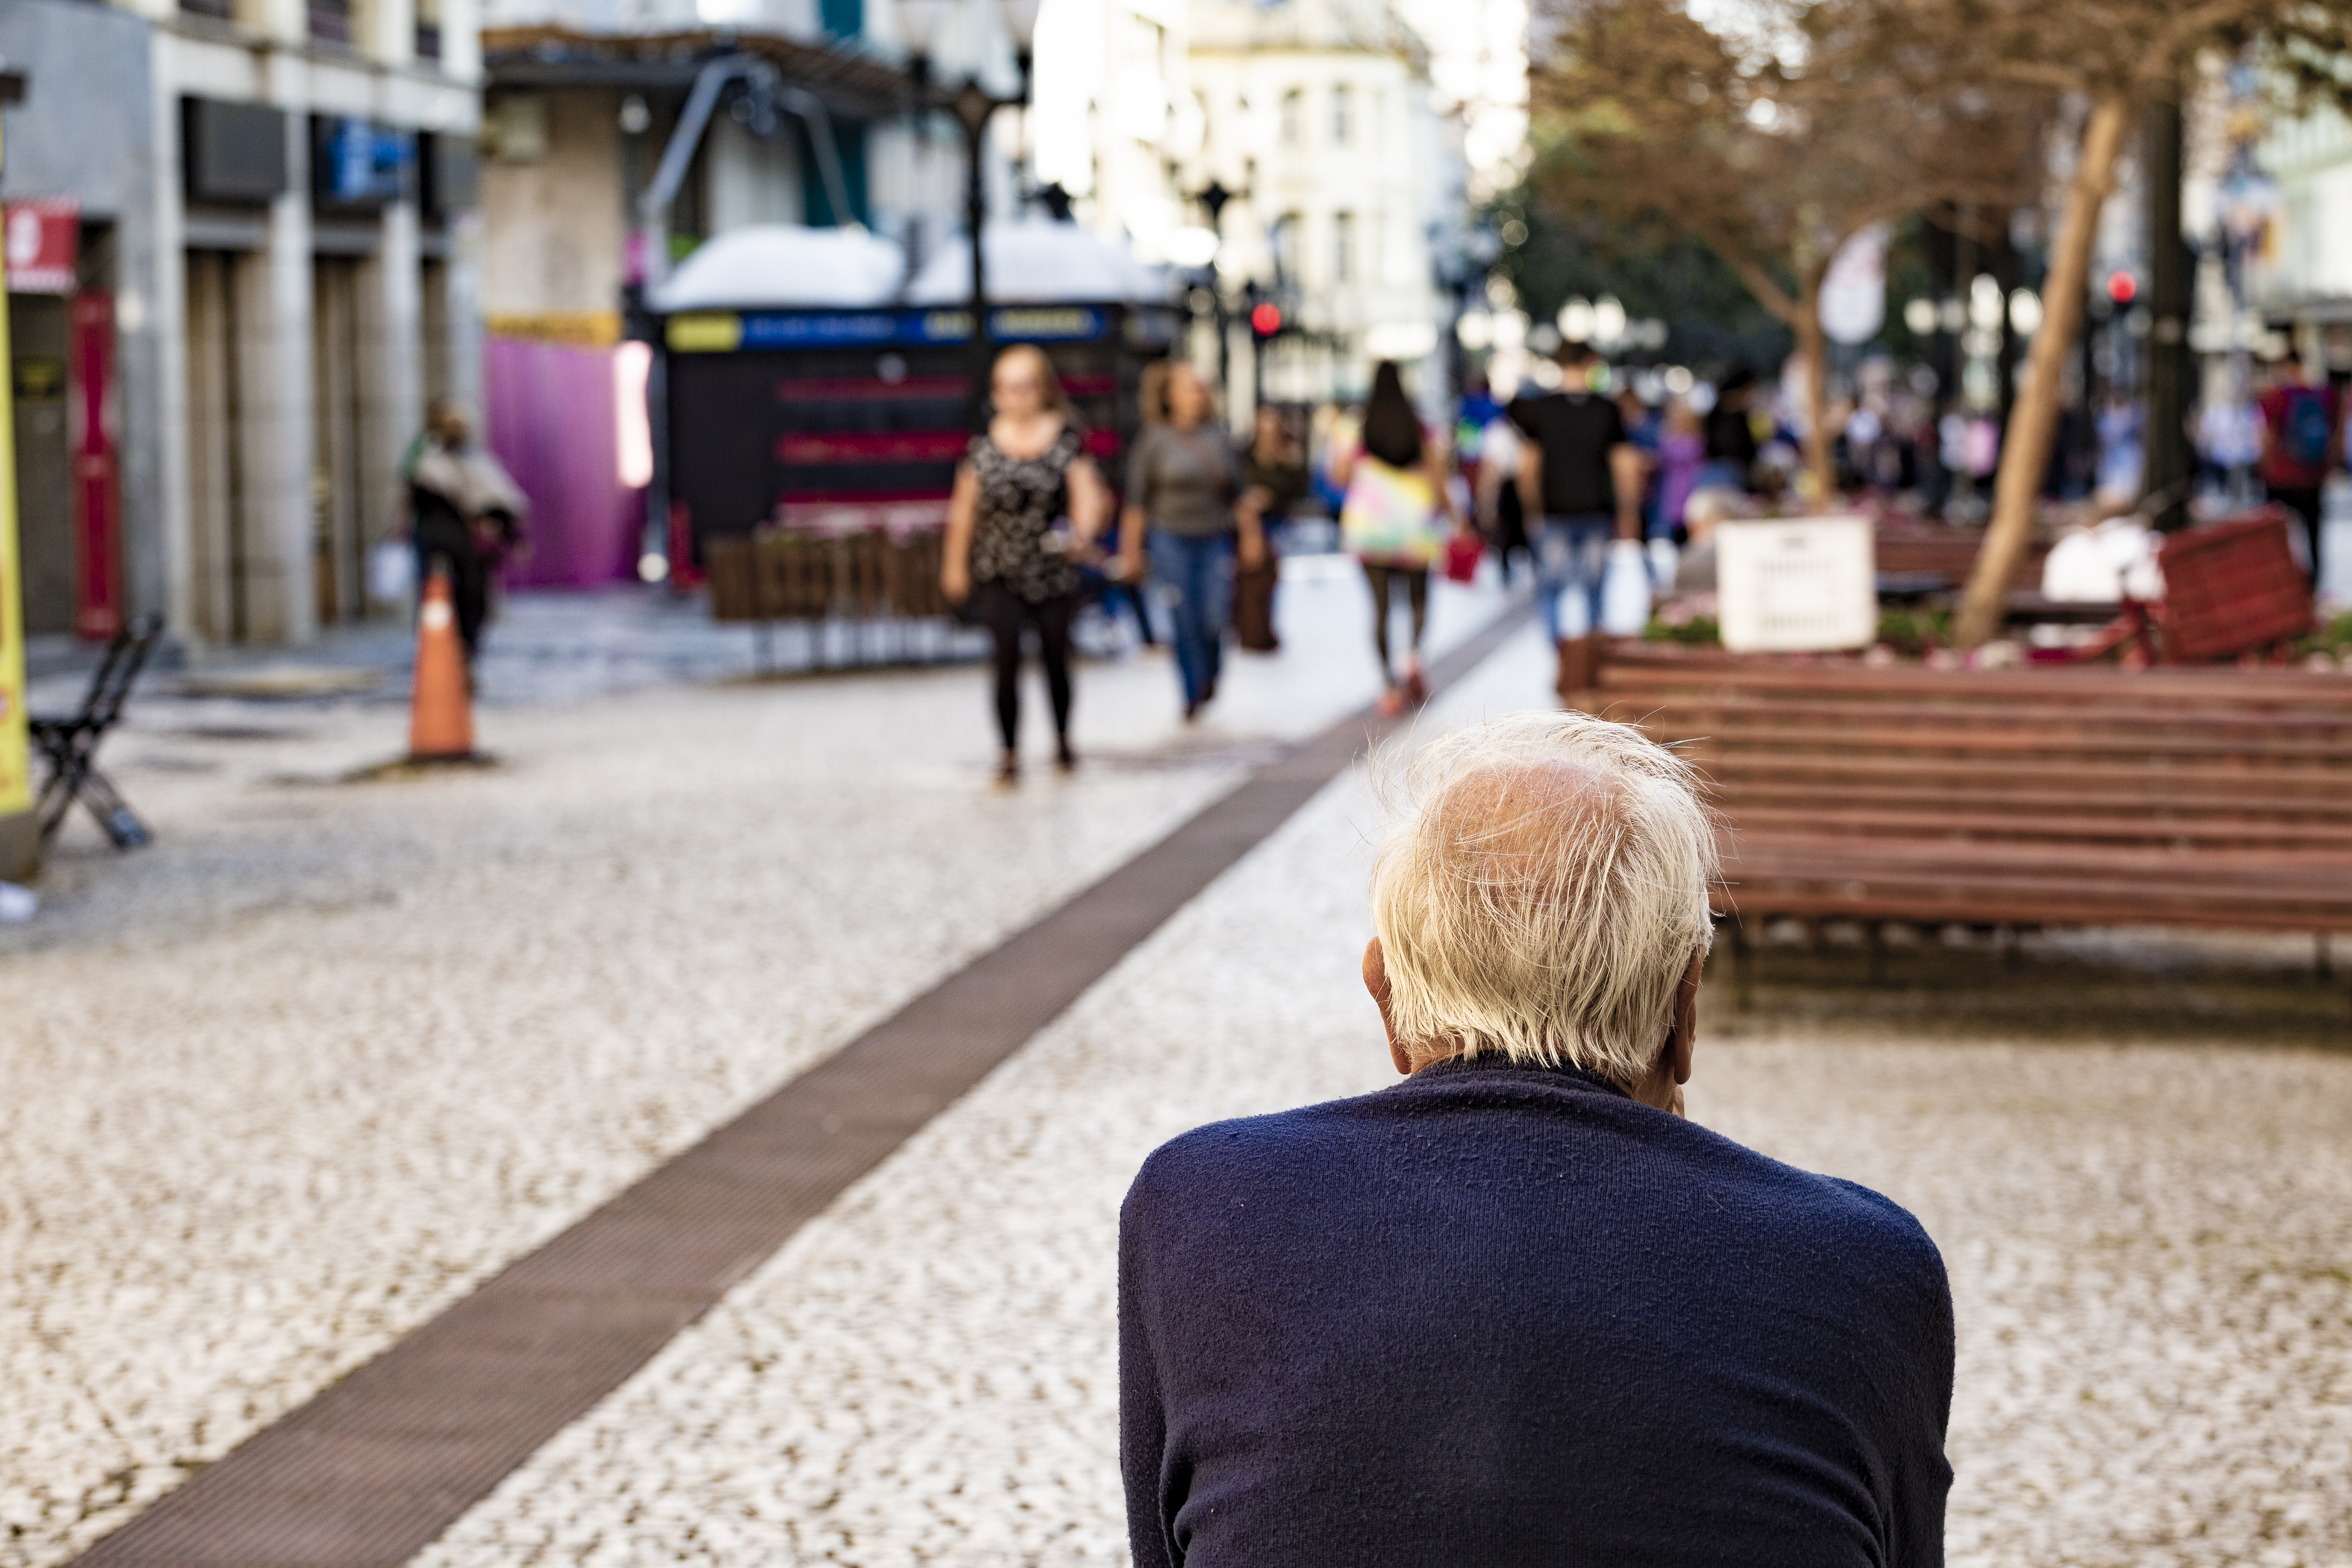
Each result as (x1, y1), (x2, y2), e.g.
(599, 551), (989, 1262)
(1717, 516), (1878, 652)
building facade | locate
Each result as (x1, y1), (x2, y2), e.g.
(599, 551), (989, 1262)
(1184, 0), (1462, 413)
(469, 0), (1066, 583)
(3, 0), (483, 651)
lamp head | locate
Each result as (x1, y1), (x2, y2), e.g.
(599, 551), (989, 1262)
(897, 0), (948, 60)
(1000, 0), (1043, 53)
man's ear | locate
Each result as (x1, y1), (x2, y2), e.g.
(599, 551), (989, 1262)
(1669, 947), (1703, 1086)
(1363, 936), (1412, 1076)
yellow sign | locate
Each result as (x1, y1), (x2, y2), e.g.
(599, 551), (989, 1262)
(0, 114), (29, 819)
(666, 312), (742, 353)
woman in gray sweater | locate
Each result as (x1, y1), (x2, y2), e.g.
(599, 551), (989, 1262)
(1116, 363), (1267, 721)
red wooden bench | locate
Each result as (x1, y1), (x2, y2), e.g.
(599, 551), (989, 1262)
(1562, 642), (2352, 1002)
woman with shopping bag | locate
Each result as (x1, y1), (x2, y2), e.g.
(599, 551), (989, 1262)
(1332, 361), (1470, 715)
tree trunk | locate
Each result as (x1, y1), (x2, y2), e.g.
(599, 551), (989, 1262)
(1795, 302), (1835, 502)
(1956, 94), (2132, 648)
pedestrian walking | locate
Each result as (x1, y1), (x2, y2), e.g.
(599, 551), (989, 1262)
(1236, 405), (1308, 653)
(940, 345), (1113, 786)
(1331, 361), (1466, 715)
(1474, 402), (1532, 586)
(405, 401), (528, 672)
(2256, 360), (2339, 584)
(1698, 367), (1760, 493)
(1510, 342), (1647, 643)
(1117, 363), (1268, 721)
(1656, 396), (1705, 542)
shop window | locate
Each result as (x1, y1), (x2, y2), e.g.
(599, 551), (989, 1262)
(1271, 212), (1301, 283)
(821, 0), (862, 40)
(307, 0), (352, 46)
(800, 119), (871, 227)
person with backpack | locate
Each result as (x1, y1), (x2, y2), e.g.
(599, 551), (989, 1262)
(2256, 361), (2339, 584)
(1330, 361), (1469, 715)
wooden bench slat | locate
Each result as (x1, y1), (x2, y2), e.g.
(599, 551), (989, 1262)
(1724, 833), (2352, 885)
(1600, 696), (2352, 738)
(1727, 806), (2352, 850)
(1689, 755), (2352, 799)
(1624, 722), (2352, 763)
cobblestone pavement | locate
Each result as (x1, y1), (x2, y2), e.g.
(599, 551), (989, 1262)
(0, 566), (1504, 1568)
(11, 570), (2352, 1568)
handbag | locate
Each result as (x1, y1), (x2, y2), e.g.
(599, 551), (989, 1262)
(1341, 459), (1443, 565)
(1441, 532), (1483, 584)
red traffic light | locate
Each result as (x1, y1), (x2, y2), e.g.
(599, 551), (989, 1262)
(1250, 301), (1283, 337)
(2106, 270), (2138, 305)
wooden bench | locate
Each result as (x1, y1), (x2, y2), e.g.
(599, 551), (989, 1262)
(1561, 642), (2352, 999)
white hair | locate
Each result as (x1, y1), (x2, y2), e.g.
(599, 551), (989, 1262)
(1368, 710), (1719, 1086)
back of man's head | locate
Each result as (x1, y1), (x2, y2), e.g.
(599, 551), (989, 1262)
(1557, 341), (1601, 388)
(1369, 712), (1717, 1085)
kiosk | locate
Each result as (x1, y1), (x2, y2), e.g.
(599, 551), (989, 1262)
(651, 221), (1177, 651)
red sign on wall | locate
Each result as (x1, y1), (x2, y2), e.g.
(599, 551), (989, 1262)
(4, 198), (79, 294)
(72, 290), (123, 641)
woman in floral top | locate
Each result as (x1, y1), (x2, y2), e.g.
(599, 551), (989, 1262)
(941, 345), (1113, 786)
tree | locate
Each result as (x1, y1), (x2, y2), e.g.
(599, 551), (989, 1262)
(1526, 0), (2038, 497)
(1886, 0), (2352, 647)
(1494, 187), (1795, 374)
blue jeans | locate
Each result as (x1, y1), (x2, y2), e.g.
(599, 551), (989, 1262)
(1147, 529), (1234, 707)
(1537, 515), (1613, 641)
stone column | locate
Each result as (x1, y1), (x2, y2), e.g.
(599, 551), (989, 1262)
(242, 53), (318, 645)
(366, 198), (423, 568)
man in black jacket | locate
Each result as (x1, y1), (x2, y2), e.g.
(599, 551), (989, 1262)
(1120, 711), (1954, 1568)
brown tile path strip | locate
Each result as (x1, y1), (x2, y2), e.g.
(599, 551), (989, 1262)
(70, 604), (1535, 1568)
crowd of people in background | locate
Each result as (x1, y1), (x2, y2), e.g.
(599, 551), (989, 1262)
(941, 330), (2351, 782)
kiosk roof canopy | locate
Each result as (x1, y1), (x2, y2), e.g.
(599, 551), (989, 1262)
(906, 221), (1170, 306)
(653, 225), (907, 311)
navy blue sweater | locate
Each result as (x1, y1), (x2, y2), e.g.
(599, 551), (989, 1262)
(1119, 1055), (1954, 1567)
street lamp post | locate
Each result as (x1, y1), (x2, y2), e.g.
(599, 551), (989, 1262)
(1185, 180), (1237, 402)
(897, 0), (1042, 427)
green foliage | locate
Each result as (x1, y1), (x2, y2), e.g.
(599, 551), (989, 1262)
(1491, 177), (1792, 374)
(1643, 605), (1958, 653)
(1875, 605), (1952, 655)
(2293, 611), (2352, 660)
(1644, 612), (1722, 646)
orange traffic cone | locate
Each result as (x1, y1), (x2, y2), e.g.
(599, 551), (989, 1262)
(409, 566), (476, 760)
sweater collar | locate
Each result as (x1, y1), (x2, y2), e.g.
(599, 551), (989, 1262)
(1409, 1051), (1634, 1100)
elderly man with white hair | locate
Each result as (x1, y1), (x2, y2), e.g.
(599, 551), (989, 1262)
(1120, 712), (1953, 1568)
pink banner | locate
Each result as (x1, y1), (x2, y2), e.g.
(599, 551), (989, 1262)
(485, 336), (644, 588)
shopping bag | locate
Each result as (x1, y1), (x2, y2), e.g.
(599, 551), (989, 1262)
(1233, 556), (1280, 650)
(1340, 460), (1443, 565)
(1441, 532), (1483, 585)
(368, 539), (416, 606)
(1599, 538), (1653, 636)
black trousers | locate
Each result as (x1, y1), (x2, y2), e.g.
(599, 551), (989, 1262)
(1361, 562), (1429, 679)
(2267, 483), (2324, 586)
(973, 582), (1076, 751)
(416, 535), (490, 658)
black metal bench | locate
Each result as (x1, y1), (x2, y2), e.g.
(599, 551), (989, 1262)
(31, 615), (163, 850)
